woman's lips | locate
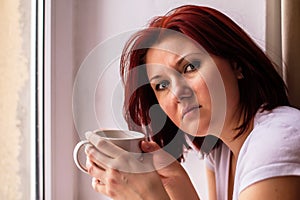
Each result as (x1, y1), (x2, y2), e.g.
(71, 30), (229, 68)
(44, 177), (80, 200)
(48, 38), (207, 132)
(182, 105), (202, 119)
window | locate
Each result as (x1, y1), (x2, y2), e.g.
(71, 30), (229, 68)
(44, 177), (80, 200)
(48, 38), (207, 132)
(0, 0), (38, 199)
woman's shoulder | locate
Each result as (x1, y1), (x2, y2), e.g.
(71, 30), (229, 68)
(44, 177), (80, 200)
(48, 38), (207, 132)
(254, 106), (300, 128)
(245, 106), (300, 155)
(235, 106), (300, 195)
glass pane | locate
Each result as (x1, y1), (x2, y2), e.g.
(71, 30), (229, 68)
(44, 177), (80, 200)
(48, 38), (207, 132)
(0, 0), (35, 199)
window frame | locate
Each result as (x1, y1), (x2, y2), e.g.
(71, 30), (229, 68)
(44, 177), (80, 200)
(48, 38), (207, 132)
(31, 0), (46, 199)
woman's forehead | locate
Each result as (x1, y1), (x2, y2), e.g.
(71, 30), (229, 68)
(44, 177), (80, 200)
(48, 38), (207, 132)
(146, 36), (206, 65)
(146, 49), (208, 71)
(150, 34), (203, 55)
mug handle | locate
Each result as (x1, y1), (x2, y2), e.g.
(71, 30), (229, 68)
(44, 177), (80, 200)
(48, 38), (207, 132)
(73, 140), (90, 173)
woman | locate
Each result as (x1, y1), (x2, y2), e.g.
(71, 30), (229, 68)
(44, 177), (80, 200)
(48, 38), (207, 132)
(85, 5), (300, 200)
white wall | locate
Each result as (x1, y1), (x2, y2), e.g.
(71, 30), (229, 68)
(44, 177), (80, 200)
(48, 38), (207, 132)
(51, 0), (266, 199)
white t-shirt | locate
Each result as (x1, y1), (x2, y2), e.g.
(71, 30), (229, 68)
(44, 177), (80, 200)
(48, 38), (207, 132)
(205, 106), (300, 200)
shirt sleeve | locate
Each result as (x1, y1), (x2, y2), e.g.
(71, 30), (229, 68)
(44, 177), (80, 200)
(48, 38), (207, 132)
(236, 121), (300, 195)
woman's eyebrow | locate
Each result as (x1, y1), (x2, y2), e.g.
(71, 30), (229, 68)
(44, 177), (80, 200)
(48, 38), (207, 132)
(175, 52), (202, 66)
(149, 75), (161, 82)
(176, 56), (186, 66)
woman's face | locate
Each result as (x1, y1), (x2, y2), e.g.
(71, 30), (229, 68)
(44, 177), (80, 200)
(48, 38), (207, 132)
(145, 34), (241, 137)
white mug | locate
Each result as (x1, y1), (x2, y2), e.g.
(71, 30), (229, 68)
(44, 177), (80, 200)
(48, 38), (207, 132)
(73, 129), (145, 173)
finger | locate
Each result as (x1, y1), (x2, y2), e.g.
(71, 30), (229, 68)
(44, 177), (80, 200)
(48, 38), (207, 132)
(84, 143), (94, 154)
(85, 145), (111, 170)
(87, 142), (146, 173)
(86, 157), (106, 171)
(92, 171), (121, 198)
(86, 131), (125, 158)
(92, 177), (107, 195)
(141, 141), (161, 152)
(86, 157), (93, 169)
(86, 158), (106, 182)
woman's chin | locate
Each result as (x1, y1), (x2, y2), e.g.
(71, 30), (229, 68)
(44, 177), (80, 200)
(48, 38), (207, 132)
(180, 123), (209, 137)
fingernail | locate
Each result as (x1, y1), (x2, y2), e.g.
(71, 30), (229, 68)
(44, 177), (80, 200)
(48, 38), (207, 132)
(85, 131), (92, 139)
(143, 141), (151, 150)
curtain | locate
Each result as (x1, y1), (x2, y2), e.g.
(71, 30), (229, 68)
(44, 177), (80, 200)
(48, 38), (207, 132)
(282, 0), (300, 108)
(266, 0), (300, 108)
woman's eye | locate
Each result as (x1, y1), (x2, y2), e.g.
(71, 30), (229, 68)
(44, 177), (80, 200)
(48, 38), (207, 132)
(155, 80), (169, 91)
(184, 60), (201, 73)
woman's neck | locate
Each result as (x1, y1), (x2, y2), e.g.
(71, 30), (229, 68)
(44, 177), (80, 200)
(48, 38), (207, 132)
(220, 121), (254, 159)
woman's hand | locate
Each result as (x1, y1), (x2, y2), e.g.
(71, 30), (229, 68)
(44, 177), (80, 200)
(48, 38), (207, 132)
(85, 131), (170, 200)
(141, 141), (200, 200)
(85, 131), (199, 200)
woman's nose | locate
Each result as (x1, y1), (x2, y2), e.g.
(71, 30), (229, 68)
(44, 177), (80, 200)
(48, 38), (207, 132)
(171, 77), (193, 102)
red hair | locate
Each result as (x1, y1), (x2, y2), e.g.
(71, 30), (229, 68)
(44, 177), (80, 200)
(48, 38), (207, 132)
(120, 5), (289, 159)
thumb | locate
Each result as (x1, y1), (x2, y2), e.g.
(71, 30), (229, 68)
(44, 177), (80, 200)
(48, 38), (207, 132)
(141, 141), (160, 152)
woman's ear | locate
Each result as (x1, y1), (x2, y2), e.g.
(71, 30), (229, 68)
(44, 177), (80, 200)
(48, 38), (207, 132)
(233, 62), (244, 79)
